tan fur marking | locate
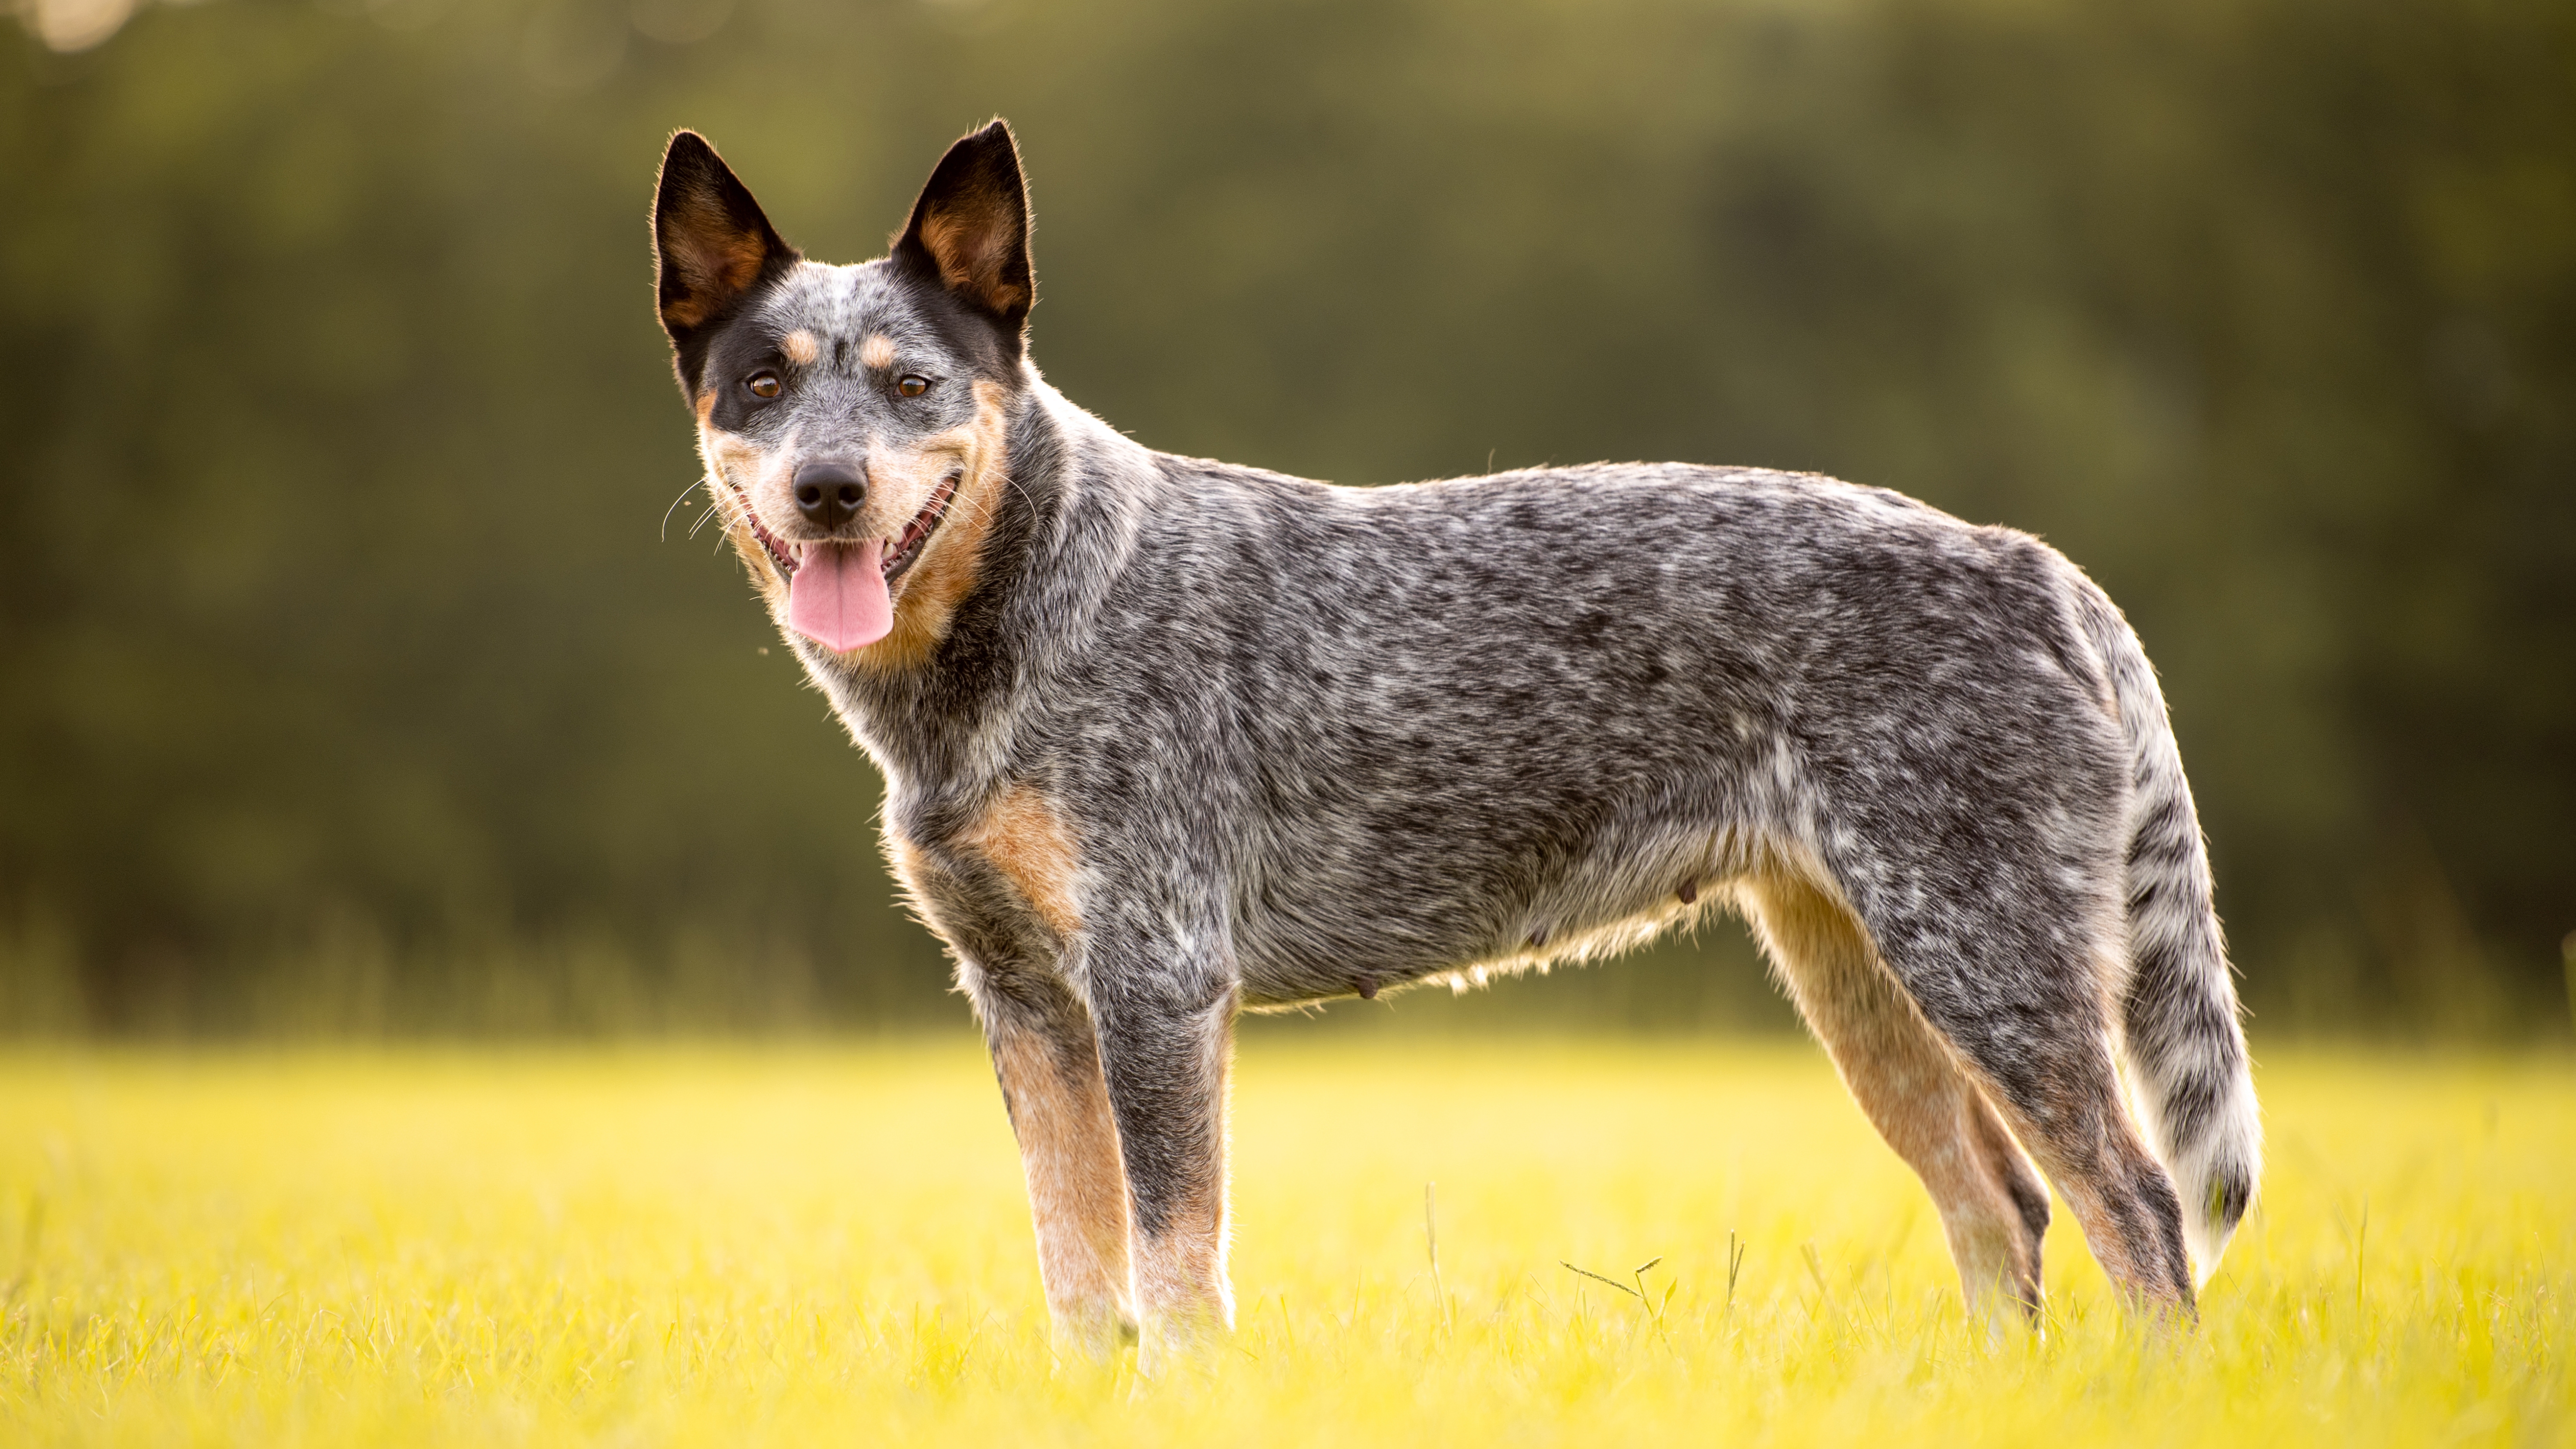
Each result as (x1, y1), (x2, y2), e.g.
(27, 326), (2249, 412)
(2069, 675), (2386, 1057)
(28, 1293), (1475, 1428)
(989, 1021), (1134, 1346)
(960, 783), (1082, 937)
(660, 192), (769, 330)
(662, 291), (716, 331)
(693, 389), (716, 424)
(920, 193), (1032, 314)
(781, 328), (820, 365)
(847, 379), (1012, 671)
(860, 334), (897, 370)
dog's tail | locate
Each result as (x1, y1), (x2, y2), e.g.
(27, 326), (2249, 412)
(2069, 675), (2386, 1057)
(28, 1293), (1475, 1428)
(2077, 586), (2262, 1287)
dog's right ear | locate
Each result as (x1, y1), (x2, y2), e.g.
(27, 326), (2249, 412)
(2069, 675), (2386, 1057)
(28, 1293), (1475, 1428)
(653, 131), (798, 355)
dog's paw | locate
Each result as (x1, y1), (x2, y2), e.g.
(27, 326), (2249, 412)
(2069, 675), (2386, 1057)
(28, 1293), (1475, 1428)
(1047, 1299), (1138, 1364)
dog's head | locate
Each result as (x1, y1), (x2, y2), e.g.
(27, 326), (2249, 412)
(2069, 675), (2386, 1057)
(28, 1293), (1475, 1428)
(653, 121), (1033, 664)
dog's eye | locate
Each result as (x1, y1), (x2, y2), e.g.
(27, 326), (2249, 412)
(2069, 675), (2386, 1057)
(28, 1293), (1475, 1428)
(897, 375), (931, 398)
(746, 371), (782, 400)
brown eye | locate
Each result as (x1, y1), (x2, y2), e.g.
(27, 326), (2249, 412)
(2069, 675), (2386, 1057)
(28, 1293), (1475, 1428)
(746, 371), (782, 400)
(896, 374), (930, 398)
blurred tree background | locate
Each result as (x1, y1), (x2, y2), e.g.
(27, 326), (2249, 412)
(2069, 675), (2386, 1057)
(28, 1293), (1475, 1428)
(0, 0), (2568, 1038)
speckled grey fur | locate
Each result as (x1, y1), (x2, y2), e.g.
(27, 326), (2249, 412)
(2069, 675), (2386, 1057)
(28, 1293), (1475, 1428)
(651, 122), (2261, 1356)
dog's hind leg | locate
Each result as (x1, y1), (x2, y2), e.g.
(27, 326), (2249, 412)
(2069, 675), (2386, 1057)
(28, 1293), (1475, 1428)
(1928, 1009), (2199, 1319)
(1817, 846), (2201, 1318)
(1741, 873), (2051, 1324)
(1932, 1012), (2196, 1319)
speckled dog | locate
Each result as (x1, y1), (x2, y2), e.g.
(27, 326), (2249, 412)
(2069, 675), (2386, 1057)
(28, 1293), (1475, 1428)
(650, 121), (2261, 1358)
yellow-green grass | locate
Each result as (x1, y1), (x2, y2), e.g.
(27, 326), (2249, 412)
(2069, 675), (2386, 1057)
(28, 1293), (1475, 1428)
(0, 1038), (2566, 1446)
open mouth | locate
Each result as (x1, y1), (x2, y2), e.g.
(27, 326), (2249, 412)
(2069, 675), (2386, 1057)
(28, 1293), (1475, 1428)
(730, 470), (961, 589)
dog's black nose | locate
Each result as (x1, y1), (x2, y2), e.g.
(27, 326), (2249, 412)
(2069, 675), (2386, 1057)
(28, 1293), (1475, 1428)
(792, 461), (866, 530)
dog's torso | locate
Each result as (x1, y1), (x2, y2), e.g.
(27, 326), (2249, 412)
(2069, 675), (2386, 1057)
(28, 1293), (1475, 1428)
(822, 383), (2129, 1015)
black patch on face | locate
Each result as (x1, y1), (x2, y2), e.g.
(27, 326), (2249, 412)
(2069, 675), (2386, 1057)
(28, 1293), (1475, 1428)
(693, 322), (793, 434)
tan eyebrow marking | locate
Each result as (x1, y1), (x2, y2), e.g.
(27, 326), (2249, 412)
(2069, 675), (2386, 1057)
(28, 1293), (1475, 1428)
(781, 329), (820, 365)
(860, 334), (897, 370)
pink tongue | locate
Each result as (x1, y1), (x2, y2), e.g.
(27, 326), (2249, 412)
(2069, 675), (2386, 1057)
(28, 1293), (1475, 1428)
(787, 540), (891, 652)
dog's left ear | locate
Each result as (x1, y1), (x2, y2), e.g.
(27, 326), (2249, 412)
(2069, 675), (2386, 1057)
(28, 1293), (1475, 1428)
(893, 120), (1034, 344)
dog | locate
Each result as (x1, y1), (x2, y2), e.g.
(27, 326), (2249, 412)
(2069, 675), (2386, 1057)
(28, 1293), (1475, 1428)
(649, 119), (2260, 1358)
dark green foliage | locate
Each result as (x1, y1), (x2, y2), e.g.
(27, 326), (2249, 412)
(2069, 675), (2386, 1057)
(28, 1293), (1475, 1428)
(0, 0), (2567, 1034)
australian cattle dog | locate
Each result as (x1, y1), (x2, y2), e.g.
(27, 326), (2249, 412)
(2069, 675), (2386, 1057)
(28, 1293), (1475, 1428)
(649, 120), (2261, 1360)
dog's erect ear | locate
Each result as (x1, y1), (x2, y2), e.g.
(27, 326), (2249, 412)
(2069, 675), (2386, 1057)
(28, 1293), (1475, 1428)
(892, 120), (1033, 339)
(653, 131), (798, 348)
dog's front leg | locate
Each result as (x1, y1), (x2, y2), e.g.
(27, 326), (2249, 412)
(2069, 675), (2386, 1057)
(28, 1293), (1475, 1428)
(972, 967), (1137, 1356)
(1088, 960), (1236, 1368)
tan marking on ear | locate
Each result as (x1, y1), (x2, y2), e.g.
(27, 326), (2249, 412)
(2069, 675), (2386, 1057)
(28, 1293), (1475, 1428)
(920, 191), (1032, 315)
(661, 191), (771, 330)
(848, 379), (1012, 671)
(781, 329), (820, 365)
(860, 334), (897, 370)
(989, 1019), (1134, 1345)
(959, 781), (1081, 938)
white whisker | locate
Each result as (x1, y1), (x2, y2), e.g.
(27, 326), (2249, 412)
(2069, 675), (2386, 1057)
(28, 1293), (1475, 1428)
(658, 476), (708, 542)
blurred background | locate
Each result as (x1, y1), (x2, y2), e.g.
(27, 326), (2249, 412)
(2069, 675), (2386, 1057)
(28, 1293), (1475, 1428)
(0, 0), (2568, 1039)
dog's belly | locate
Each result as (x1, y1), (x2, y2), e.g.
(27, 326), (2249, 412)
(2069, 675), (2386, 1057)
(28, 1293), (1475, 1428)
(1230, 808), (1769, 1009)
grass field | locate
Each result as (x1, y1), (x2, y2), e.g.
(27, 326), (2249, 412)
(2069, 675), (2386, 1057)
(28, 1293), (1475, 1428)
(0, 1038), (2566, 1446)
